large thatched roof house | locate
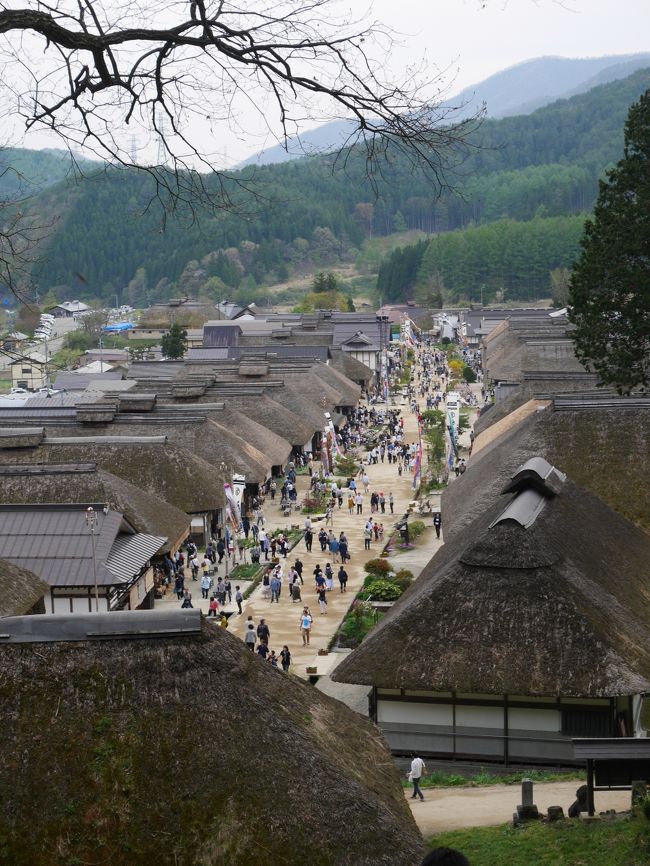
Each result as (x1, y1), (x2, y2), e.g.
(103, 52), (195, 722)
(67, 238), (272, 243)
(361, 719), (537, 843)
(333, 458), (650, 764)
(0, 611), (424, 865)
(451, 397), (650, 539)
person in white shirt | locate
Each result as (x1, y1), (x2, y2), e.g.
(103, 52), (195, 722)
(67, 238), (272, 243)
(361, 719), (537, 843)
(409, 754), (426, 800)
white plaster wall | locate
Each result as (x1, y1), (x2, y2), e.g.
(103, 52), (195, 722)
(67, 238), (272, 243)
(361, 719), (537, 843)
(377, 701), (453, 726)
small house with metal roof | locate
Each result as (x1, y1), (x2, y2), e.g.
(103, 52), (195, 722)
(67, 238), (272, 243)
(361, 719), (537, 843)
(0, 503), (167, 614)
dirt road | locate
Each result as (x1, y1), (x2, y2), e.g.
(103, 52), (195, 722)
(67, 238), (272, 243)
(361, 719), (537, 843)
(405, 782), (631, 835)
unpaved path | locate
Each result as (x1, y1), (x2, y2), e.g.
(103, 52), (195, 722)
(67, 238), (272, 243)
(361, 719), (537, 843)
(405, 782), (631, 835)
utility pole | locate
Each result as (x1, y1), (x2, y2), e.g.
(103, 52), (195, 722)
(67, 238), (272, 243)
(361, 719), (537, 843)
(85, 507), (100, 612)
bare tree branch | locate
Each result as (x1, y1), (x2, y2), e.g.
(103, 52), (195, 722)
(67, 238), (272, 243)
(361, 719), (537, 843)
(0, 0), (484, 294)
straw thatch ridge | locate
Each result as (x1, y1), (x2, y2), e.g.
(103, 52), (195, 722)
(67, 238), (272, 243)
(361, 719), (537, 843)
(0, 439), (225, 514)
(0, 466), (189, 552)
(0, 558), (48, 617)
(333, 471), (650, 697)
(306, 361), (362, 406)
(0, 621), (424, 865)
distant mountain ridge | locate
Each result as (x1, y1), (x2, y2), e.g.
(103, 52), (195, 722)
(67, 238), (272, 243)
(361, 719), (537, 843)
(239, 53), (650, 167)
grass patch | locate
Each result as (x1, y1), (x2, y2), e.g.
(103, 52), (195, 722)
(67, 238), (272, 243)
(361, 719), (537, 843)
(403, 768), (585, 789)
(428, 816), (650, 866)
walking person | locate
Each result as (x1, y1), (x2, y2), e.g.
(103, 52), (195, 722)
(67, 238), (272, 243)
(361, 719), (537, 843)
(207, 594), (219, 617)
(317, 586), (328, 615)
(257, 618), (270, 645)
(433, 511), (442, 539)
(409, 753), (426, 801)
(389, 492), (394, 514)
(338, 565), (348, 592)
(355, 492), (363, 515)
(280, 645), (291, 673)
(300, 607), (313, 645)
(304, 527), (313, 552)
(244, 622), (256, 651)
(235, 584), (243, 614)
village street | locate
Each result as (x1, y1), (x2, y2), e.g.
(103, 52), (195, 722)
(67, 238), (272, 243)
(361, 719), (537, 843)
(404, 781), (630, 834)
(163, 386), (442, 674)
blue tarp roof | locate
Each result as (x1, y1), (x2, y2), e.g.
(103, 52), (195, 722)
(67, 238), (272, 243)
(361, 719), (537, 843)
(103, 322), (134, 332)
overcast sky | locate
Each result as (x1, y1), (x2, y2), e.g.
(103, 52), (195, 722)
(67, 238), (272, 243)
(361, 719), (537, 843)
(232, 0), (650, 163)
(371, 0), (650, 97)
(12, 0), (650, 164)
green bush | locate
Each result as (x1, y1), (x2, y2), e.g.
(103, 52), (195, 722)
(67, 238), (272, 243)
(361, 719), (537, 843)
(358, 579), (402, 601)
(409, 520), (426, 539)
(335, 454), (361, 476)
(462, 364), (476, 383)
(393, 569), (414, 592)
(364, 558), (392, 576)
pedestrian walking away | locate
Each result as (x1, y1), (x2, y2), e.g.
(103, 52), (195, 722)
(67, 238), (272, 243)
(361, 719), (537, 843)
(235, 585), (243, 614)
(409, 753), (426, 800)
(244, 622), (256, 651)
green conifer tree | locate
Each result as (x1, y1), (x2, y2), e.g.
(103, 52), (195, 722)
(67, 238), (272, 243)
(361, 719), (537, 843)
(568, 90), (650, 392)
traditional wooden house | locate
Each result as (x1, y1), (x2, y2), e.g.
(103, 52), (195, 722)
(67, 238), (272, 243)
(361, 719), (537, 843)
(0, 503), (167, 614)
(0, 463), (189, 553)
(333, 458), (650, 765)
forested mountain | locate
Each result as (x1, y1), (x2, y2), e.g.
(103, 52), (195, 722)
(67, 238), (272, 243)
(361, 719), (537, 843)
(13, 65), (650, 303)
(240, 53), (650, 167)
(0, 148), (96, 199)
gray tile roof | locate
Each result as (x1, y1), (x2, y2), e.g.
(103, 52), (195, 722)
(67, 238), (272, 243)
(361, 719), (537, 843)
(0, 505), (164, 588)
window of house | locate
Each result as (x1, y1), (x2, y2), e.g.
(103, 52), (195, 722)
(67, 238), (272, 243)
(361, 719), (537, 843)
(561, 708), (612, 737)
(22, 367), (32, 374)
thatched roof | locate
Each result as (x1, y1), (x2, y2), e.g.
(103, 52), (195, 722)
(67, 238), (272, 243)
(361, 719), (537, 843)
(0, 465), (189, 552)
(222, 392), (316, 447)
(455, 402), (650, 538)
(328, 349), (374, 385)
(474, 375), (598, 435)
(0, 621), (424, 865)
(333, 460), (650, 697)
(303, 361), (362, 406)
(0, 558), (48, 617)
(216, 406), (291, 468)
(267, 380), (332, 434)
(0, 438), (225, 514)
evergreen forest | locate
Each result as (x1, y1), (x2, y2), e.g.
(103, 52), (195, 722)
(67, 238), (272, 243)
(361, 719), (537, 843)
(4, 66), (649, 306)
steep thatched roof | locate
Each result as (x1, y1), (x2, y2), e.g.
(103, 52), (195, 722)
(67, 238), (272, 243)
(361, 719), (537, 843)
(267, 379), (333, 433)
(0, 438), (225, 514)
(328, 349), (374, 386)
(221, 392), (316, 447)
(333, 461), (650, 697)
(303, 361), (362, 406)
(216, 406), (291, 468)
(0, 558), (48, 616)
(454, 403), (650, 538)
(0, 621), (424, 865)
(474, 375), (598, 435)
(0, 465), (189, 551)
